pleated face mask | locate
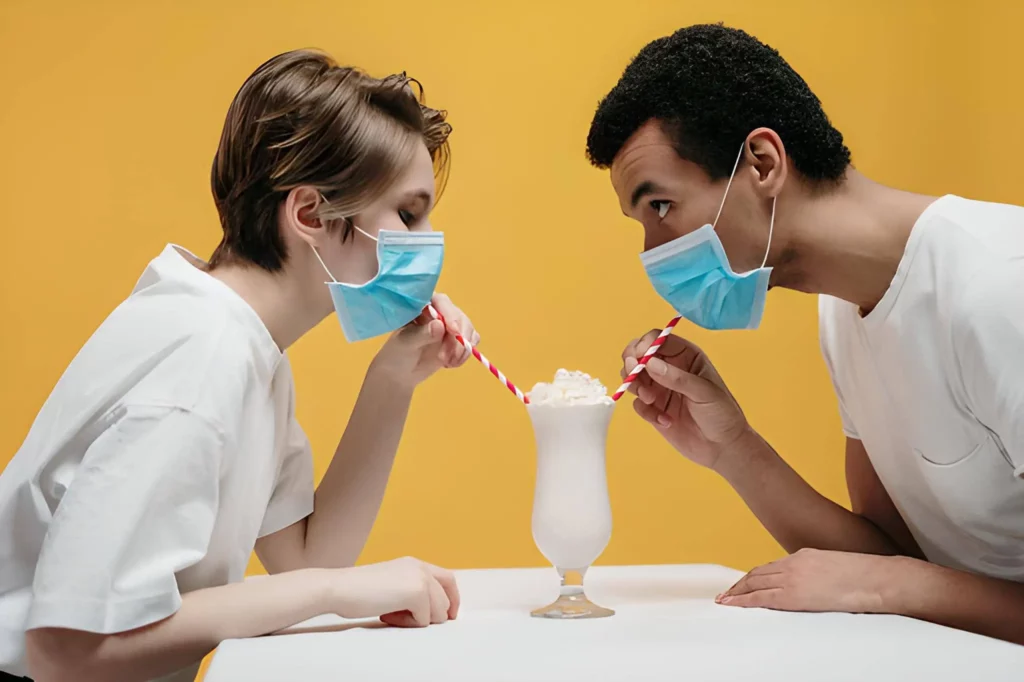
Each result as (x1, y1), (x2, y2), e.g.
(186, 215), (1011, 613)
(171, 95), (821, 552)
(311, 226), (445, 342)
(640, 144), (775, 331)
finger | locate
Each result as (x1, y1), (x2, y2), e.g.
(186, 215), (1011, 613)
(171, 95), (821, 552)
(426, 574), (450, 624)
(634, 329), (662, 356)
(471, 330), (481, 347)
(440, 334), (465, 367)
(457, 318), (476, 345)
(624, 368), (656, 400)
(622, 358), (660, 393)
(407, 588), (431, 627)
(423, 563), (461, 620)
(402, 318), (445, 348)
(430, 294), (464, 334)
(633, 396), (670, 428)
(431, 292), (453, 311)
(719, 588), (787, 610)
(719, 573), (783, 599)
(454, 335), (472, 366)
(636, 381), (669, 406)
(646, 357), (720, 403)
(380, 610), (418, 628)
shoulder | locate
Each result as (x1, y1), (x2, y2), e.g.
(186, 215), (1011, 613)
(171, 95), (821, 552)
(102, 290), (279, 422)
(913, 196), (1024, 337)
(923, 195), (1024, 260)
(952, 260), (1024, 347)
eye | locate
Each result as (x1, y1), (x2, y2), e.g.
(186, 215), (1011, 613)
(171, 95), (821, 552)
(398, 209), (416, 227)
(650, 200), (671, 219)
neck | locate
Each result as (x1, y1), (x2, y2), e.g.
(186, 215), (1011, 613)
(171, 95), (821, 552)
(773, 170), (938, 314)
(209, 260), (328, 351)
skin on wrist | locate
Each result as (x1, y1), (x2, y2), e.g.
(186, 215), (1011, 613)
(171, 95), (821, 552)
(711, 425), (771, 482)
(366, 357), (418, 394)
(877, 554), (929, 616)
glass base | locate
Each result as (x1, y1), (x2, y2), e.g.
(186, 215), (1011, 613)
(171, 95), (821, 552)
(531, 588), (615, 619)
(531, 570), (614, 619)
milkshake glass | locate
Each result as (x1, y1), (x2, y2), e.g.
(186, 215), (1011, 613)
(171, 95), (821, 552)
(527, 371), (615, 619)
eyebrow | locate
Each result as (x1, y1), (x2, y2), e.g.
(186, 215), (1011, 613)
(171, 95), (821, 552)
(405, 189), (434, 211)
(629, 180), (667, 210)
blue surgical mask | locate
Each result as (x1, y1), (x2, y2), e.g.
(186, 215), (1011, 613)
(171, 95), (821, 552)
(640, 144), (776, 331)
(311, 225), (444, 342)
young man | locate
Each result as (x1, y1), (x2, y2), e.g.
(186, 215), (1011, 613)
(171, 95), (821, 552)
(587, 24), (1024, 643)
(0, 50), (477, 681)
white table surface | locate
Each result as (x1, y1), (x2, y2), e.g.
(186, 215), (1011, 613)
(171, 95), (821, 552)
(205, 564), (1024, 681)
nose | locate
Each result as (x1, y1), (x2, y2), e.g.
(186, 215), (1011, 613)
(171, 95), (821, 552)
(643, 226), (668, 253)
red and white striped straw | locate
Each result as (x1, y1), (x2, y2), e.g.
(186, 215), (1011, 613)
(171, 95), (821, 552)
(427, 305), (530, 405)
(611, 316), (681, 402)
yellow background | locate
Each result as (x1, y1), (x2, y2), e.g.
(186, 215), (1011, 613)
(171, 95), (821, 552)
(2, 0), (1023, 630)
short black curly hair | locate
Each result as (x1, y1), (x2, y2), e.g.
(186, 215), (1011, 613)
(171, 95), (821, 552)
(586, 24), (850, 184)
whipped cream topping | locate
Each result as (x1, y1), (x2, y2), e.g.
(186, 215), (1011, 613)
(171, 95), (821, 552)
(528, 369), (614, 406)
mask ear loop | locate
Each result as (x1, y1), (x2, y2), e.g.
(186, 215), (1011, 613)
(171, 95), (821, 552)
(761, 196), (777, 269)
(312, 194), (340, 283)
(310, 243), (338, 283)
(712, 143), (746, 229)
(312, 194), (380, 282)
(711, 145), (777, 270)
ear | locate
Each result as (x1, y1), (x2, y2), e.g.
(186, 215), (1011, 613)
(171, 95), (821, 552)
(282, 186), (326, 248)
(744, 128), (788, 199)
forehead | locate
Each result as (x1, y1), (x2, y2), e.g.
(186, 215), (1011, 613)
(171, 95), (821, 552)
(386, 142), (436, 201)
(609, 121), (695, 212)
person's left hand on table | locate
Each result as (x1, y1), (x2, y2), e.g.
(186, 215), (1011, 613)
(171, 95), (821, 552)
(716, 548), (902, 614)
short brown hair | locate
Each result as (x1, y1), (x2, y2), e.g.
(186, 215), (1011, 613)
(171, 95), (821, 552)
(209, 49), (452, 271)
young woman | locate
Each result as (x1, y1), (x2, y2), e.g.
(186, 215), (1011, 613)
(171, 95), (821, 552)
(0, 49), (476, 682)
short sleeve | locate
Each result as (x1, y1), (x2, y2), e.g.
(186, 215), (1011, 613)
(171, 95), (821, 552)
(258, 416), (314, 538)
(28, 405), (223, 635)
(818, 295), (860, 439)
(953, 263), (1024, 473)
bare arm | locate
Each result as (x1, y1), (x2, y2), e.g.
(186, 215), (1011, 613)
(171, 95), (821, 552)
(256, 365), (415, 574)
(26, 558), (459, 682)
(721, 546), (1024, 646)
(26, 569), (335, 682)
(845, 437), (923, 558)
(622, 333), (920, 558)
(888, 556), (1024, 645)
(256, 295), (477, 574)
(716, 429), (905, 556)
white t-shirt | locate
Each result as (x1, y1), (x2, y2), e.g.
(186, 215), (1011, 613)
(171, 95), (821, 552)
(819, 195), (1024, 580)
(0, 245), (315, 681)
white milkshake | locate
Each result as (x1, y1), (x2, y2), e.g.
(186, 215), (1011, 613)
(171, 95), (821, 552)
(527, 370), (615, 619)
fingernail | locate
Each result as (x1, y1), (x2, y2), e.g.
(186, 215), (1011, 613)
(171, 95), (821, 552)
(657, 414), (671, 427)
(648, 357), (666, 375)
(720, 596), (733, 604)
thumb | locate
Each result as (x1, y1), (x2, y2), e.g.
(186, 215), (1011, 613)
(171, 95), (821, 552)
(398, 319), (444, 348)
(646, 357), (720, 404)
